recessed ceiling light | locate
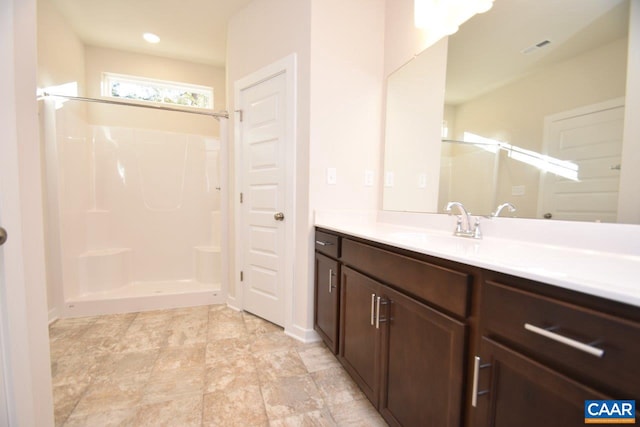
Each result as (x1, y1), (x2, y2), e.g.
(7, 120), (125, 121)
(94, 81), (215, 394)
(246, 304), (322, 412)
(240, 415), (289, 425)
(143, 32), (160, 44)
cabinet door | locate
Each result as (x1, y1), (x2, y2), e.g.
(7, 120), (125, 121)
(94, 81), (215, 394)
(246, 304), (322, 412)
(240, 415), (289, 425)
(472, 337), (611, 427)
(380, 286), (466, 427)
(339, 266), (382, 407)
(314, 252), (340, 353)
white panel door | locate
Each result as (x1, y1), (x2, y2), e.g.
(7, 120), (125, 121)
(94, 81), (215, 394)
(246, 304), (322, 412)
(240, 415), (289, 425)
(239, 72), (288, 326)
(540, 100), (624, 222)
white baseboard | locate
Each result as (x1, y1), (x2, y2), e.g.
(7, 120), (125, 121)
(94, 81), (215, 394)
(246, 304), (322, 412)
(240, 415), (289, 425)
(285, 324), (321, 343)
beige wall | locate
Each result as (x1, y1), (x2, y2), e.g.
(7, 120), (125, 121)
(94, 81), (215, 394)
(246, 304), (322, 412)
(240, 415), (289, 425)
(309, 0), (385, 213)
(37, 0), (85, 93)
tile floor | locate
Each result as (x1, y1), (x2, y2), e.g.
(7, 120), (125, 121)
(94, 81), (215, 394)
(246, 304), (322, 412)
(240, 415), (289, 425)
(49, 304), (387, 426)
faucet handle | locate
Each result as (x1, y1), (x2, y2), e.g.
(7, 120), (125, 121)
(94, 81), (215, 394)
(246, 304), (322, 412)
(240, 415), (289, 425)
(472, 217), (482, 239)
(454, 216), (464, 234)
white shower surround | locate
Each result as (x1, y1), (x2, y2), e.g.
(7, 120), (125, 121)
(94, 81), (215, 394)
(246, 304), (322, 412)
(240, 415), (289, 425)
(43, 99), (225, 319)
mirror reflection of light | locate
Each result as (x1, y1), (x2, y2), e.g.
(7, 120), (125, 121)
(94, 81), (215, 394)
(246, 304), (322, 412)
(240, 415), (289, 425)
(462, 132), (579, 181)
(461, 132), (501, 153)
(117, 160), (127, 184)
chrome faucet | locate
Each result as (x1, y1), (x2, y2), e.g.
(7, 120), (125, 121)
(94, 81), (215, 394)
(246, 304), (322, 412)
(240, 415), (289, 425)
(492, 202), (516, 218)
(445, 201), (482, 239)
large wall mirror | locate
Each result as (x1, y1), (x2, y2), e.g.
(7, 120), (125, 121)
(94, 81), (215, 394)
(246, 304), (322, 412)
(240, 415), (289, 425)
(383, 0), (632, 223)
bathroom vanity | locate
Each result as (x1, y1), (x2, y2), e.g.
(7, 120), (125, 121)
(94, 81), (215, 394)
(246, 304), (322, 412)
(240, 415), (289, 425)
(314, 219), (640, 427)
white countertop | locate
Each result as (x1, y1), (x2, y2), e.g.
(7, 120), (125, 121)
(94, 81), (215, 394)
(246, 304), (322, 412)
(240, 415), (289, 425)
(315, 212), (640, 308)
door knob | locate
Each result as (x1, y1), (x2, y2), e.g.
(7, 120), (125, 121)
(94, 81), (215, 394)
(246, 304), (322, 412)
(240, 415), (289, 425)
(0, 227), (7, 246)
(274, 212), (285, 221)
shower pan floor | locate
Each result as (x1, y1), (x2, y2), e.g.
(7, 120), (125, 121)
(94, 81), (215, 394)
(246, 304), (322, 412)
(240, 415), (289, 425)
(63, 280), (224, 318)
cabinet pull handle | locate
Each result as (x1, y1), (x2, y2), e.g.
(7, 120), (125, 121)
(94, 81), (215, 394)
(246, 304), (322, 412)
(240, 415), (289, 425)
(371, 294), (376, 326)
(471, 356), (491, 407)
(524, 323), (604, 358)
(471, 356), (481, 408)
(315, 240), (333, 246)
(328, 269), (333, 293)
(375, 296), (389, 329)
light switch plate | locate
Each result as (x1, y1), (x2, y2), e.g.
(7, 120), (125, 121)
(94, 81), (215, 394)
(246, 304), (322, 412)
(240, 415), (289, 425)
(327, 167), (337, 185)
(418, 173), (427, 188)
(364, 170), (374, 186)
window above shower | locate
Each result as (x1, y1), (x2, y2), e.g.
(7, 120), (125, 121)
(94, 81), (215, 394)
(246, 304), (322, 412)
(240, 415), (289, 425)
(101, 72), (214, 110)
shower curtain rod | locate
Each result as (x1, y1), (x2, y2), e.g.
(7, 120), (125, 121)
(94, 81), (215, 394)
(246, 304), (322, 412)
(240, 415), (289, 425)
(40, 93), (229, 119)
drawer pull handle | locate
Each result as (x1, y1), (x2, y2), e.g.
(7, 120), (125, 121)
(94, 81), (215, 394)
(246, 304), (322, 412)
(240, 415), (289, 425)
(315, 240), (334, 246)
(524, 323), (604, 358)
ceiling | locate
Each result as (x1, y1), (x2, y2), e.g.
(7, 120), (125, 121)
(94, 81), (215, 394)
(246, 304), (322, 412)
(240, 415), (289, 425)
(52, 0), (254, 67)
(445, 0), (629, 105)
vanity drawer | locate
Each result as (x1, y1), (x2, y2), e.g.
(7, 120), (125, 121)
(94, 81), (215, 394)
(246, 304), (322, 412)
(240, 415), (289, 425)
(315, 230), (340, 258)
(481, 279), (640, 398)
(341, 239), (471, 317)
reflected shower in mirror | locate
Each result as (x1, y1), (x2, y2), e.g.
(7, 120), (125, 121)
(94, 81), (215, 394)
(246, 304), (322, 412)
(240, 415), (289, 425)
(383, 0), (631, 223)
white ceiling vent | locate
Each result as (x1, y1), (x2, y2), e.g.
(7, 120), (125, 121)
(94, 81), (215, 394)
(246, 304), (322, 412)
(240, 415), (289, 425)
(521, 39), (552, 55)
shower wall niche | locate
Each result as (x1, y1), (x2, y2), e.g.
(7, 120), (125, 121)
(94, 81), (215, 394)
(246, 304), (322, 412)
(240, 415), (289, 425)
(43, 98), (225, 318)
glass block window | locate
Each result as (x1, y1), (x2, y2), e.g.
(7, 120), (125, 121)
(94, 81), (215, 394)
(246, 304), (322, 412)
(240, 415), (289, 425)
(102, 73), (214, 109)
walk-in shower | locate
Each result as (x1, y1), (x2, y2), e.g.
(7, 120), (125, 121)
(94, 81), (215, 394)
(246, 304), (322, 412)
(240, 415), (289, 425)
(41, 95), (227, 319)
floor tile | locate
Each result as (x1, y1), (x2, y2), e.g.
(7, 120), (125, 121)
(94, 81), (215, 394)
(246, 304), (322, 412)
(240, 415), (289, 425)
(93, 349), (159, 381)
(328, 399), (388, 427)
(297, 342), (342, 373)
(268, 408), (337, 427)
(141, 367), (205, 404)
(131, 395), (203, 426)
(202, 384), (269, 427)
(49, 304), (385, 426)
(205, 336), (252, 365)
(254, 348), (308, 382)
(72, 372), (150, 416)
(63, 407), (137, 427)
(152, 345), (205, 372)
(261, 374), (325, 421)
(52, 382), (91, 426)
(205, 355), (259, 393)
(311, 366), (367, 407)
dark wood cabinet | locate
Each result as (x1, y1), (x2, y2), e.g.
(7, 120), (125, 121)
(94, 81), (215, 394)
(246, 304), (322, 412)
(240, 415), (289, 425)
(472, 337), (610, 427)
(314, 253), (339, 353)
(338, 265), (466, 426)
(314, 230), (341, 354)
(471, 274), (640, 426)
(380, 285), (466, 427)
(313, 227), (640, 426)
(339, 266), (382, 406)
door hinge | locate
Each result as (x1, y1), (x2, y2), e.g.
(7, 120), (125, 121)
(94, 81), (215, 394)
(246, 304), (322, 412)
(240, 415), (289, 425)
(240, 271), (244, 281)
(235, 109), (243, 122)
(240, 192), (243, 203)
